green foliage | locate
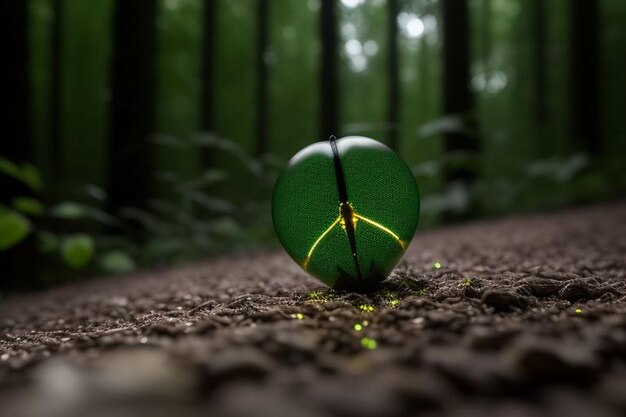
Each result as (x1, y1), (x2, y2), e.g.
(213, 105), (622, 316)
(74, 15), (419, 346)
(98, 250), (135, 274)
(12, 197), (45, 216)
(0, 157), (43, 191)
(61, 234), (95, 269)
(415, 150), (607, 217)
(130, 134), (276, 265)
(49, 201), (118, 226)
(0, 207), (32, 250)
(48, 201), (84, 219)
(9, 0), (626, 289)
(0, 161), (116, 274)
(2, 133), (276, 284)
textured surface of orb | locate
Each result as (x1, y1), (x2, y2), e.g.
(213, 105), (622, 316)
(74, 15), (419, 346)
(272, 136), (420, 292)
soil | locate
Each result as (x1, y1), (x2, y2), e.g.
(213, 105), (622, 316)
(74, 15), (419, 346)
(1, 203), (625, 417)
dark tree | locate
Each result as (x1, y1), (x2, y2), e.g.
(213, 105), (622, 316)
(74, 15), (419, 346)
(0, 1), (31, 165)
(255, 0), (269, 157)
(387, 0), (400, 152)
(480, 0), (492, 64)
(527, 0), (551, 159)
(0, 1), (38, 291)
(319, 0), (339, 140)
(441, 0), (477, 218)
(108, 0), (158, 213)
(200, 0), (216, 167)
(50, 0), (63, 180)
(532, 0), (547, 130)
(570, 0), (599, 156)
(0, 0), (35, 200)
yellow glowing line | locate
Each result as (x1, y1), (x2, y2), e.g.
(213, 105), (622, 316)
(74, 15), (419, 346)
(355, 214), (406, 249)
(303, 215), (342, 270)
(303, 207), (406, 270)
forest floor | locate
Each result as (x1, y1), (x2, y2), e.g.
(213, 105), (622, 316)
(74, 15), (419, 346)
(1, 203), (626, 417)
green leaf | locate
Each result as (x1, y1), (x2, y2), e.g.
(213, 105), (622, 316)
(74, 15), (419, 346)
(84, 184), (107, 202)
(49, 202), (86, 219)
(0, 209), (32, 250)
(61, 234), (94, 269)
(0, 157), (43, 191)
(12, 197), (45, 216)
(49, 201), (120, 227)
(0, 157), (20, 179)
(98, 250), (135, 274)
(19, 163), (44, 191)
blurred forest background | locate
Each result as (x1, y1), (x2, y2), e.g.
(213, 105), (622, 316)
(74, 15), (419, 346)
(1, 0), (625, 291)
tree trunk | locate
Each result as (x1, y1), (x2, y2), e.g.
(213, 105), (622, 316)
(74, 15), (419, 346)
(569, 0), (599, 156)
(441, 0), (477, 219)
(0, 0), (33, 200)
(255, 0), (269, 157)
(200, 0), (216, 167)
(108, 0), (158, 213)
(0, 1), (40, 292)
(387, 0), (400, 152)
(528, 0), (550, 160)
(532, 0), (547, 130)
(50, 0), (63, 181)
(480, 0), (492, 66)
(0, 0), (31, 164)
(319, 0), (339, 140)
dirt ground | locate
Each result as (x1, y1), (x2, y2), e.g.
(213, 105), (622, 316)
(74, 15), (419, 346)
(1, 203), (625, 417)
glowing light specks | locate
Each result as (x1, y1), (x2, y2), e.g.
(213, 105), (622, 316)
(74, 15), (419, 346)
(361, 337), (378, 350)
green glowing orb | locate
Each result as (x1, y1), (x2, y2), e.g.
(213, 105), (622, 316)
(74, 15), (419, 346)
(272, 136), (419, 292)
